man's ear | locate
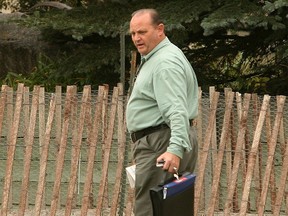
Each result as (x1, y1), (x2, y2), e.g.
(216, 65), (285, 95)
(157, 23), (165, 36)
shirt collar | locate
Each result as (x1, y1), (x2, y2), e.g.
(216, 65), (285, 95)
(141, 37), (170, 62)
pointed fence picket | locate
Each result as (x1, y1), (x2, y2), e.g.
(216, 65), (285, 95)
(0, 84), (287, 216)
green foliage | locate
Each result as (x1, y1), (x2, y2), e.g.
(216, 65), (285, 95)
(5, 0), (288, 95)
(19, 0), (38, 11)
(0, 54), (59, 91)
(20, 3), (133, 39)
(18, 0), (212, 39)
(0, 53), (120, 92)
(201, 0), (286, 36)
(263, 0), (288, 12)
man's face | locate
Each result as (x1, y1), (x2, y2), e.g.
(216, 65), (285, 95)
(130, 13), (164, 55)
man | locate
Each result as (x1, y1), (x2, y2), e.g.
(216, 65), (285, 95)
(126, 8), (198, 216)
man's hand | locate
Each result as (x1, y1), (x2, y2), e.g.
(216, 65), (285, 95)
(156, 152), (180, 173)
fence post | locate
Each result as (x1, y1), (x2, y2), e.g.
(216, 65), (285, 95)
(110, 83), (126, 216)
(207, 91), (234, 214)
(55, 86), (62, 150)
(0, 85), (8, 146)
(95, 86), (119, 215)
(273, 137), (288, 214)
(33, 93), (56, 216)
(80, 85), (105, 216)
(1, 83), (24, 216)
(224, 93), (251, 215)
(50, 86), (76, 216)
(257, 96), (286, 215)
(194, 91), (219, 215)
(101, 85), (109, 208)
(18, 86), (40, 216)
(239, 95), (270, 216)
(64, 86), (91, 216)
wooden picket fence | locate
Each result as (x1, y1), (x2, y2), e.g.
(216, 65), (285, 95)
(195, 87), (287, 215)
(0, 83), (287, 215)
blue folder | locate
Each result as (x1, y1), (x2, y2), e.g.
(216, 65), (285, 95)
(150, 172), (196, 216)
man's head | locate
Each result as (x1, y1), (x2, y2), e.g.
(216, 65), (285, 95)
(130, 9), (166, 56)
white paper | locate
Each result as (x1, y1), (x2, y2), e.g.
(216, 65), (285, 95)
(125, 164), (136, 188)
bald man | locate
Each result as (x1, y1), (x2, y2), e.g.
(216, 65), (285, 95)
(126, 9), (198, 216)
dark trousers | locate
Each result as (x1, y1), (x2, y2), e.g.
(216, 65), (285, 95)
(132, 126), (198, 216)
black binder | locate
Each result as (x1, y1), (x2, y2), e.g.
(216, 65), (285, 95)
(149, 172), (196, 216)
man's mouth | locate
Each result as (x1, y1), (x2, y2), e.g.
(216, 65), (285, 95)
(136, 44), (144, 49)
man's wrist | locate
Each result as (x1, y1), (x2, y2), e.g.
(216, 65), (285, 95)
(167, 144), (184, 159)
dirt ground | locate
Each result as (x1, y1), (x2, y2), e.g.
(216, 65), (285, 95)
(7, 209), (111, 216)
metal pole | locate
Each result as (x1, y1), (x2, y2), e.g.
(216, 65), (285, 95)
(120, 29), (125, 91)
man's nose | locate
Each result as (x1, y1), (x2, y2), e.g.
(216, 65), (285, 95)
(133, 34), (140, 41)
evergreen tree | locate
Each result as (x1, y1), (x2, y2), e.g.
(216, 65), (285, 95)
(1, 0), (287, 95)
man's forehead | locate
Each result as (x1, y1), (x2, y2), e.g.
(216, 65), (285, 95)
(130, 18), (152, 31)
(131, 13), (152, 24)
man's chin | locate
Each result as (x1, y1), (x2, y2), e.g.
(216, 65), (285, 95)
(137, 48), (147, 55)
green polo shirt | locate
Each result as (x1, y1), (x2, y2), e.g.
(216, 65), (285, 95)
(126, 37), (198, 158)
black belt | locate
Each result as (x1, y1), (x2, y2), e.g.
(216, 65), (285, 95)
(130, 119), (193, 143)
